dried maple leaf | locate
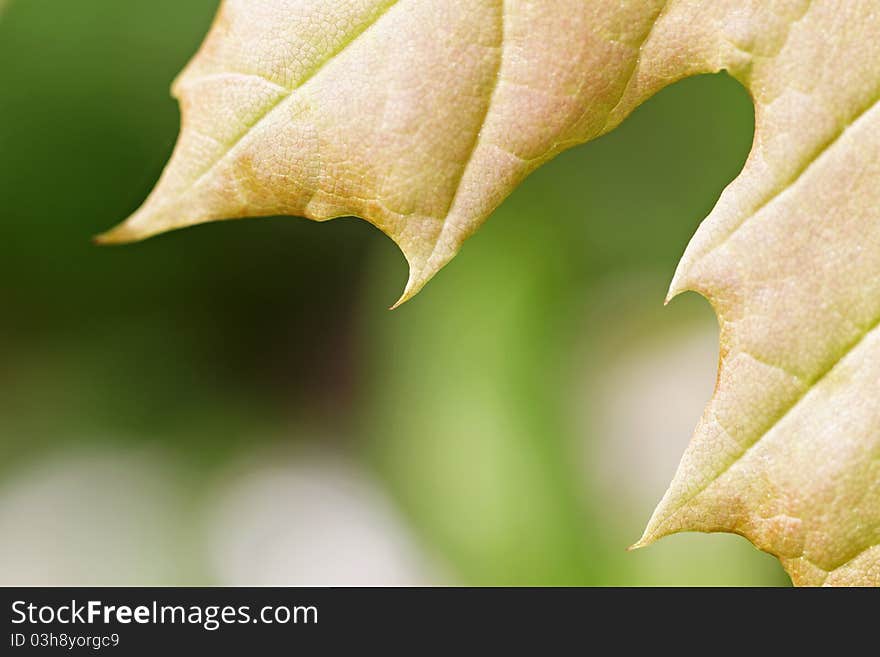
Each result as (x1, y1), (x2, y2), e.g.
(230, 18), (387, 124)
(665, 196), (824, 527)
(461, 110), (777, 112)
(100, 0), (880, 585)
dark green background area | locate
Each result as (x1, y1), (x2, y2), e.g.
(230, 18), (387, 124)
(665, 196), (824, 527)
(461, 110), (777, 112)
(0, 1), (788, 585)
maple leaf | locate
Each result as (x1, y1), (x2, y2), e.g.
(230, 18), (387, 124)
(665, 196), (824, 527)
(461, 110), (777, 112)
(100, 0), (880, 586)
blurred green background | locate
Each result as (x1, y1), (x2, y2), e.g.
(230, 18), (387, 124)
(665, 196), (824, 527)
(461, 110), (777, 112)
(0, 0), (788, 585)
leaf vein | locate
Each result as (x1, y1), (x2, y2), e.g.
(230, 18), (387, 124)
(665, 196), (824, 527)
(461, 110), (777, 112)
(655, 313), (880, 531)
(694, 91), (880, 263)
(165, 0), (402, 211)
(422, 0), (506, 269)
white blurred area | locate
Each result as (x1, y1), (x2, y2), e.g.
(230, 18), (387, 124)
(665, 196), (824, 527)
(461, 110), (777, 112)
(588, 322), (719, 511)
(0, 449), (191, 585)
(0, 445), (443, 586)
(579, 311), (785, 585)
(205, 447), (444, 586)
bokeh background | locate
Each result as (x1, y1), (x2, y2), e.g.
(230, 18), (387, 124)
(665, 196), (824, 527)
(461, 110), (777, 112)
(0, 0), (789, 585)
